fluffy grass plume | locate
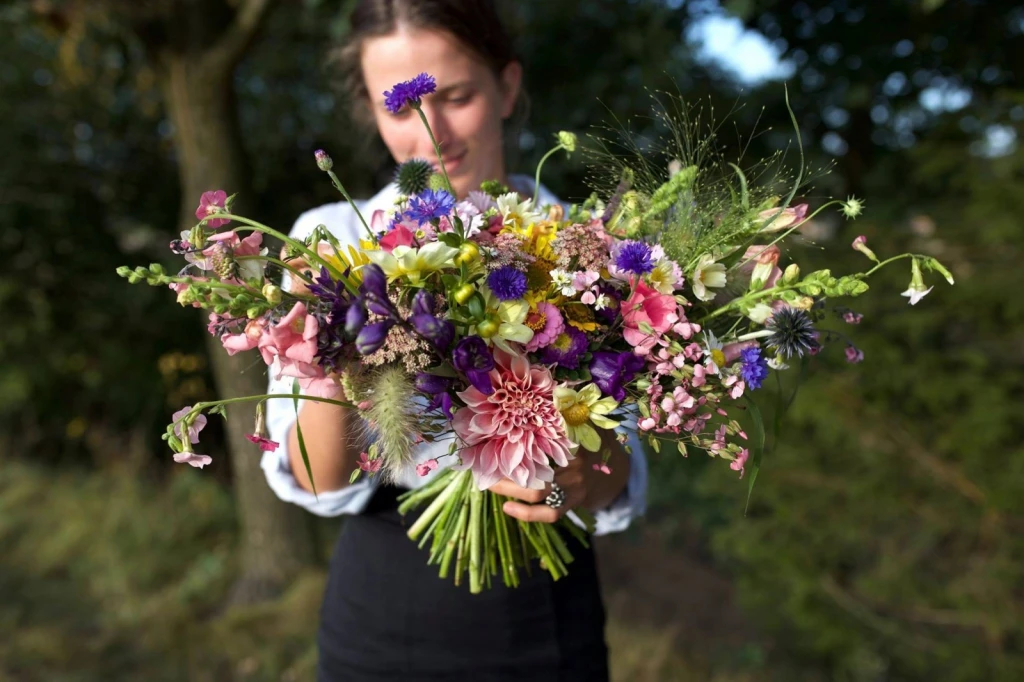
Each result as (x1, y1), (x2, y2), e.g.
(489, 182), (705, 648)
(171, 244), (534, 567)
(365, 365), (418, 479)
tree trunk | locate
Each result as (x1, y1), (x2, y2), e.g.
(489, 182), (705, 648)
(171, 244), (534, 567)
(160, 45), (316, 606)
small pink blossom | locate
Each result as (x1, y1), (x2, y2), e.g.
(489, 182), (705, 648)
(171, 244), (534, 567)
(221, 317), (266, 356)
(639, 417), (657, 431)
(173, 451), (213, 468)
(757, 203), (808, 233)
(416, 458), (439, 477)
(172, 406), (207, 444)
(246, 434), (280, 451)
(195, 190), (230, 228)
(357, 452), (382, 473)
(572, 270), (599, 292)
(592, 463), (612, 475)
(672, 314), (701, 340)
(739, 244), (783, 290)
(845, 346), (865, 363)
(843, 311), (863, 324)
(357, 400), (374, 410)
(730, 448), (750, 477)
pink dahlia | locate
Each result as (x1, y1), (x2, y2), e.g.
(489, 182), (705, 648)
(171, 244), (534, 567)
(452, 349), (574, 490)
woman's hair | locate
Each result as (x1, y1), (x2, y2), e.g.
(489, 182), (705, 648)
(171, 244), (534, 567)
(331, 0), (526, 128)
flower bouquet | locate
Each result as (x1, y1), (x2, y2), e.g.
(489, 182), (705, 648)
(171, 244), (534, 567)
(119, 74), (953, 593)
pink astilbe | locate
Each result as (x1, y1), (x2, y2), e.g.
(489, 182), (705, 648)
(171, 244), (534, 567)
(452, 349), (574, 490)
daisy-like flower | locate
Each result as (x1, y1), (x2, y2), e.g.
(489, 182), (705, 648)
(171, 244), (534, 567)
(496, 192), (541, 230)
(648, 258), (684, 294)
(550, 269), (577, 296)
(702, 331), (726, 374)
(691, 253), (727, 301)
(524, 302), (564, 352)
(539, 326), (588, 369)
(383, 73), (437, 114)
(452, 349), (574, 490)
(553, 383), (620, 452)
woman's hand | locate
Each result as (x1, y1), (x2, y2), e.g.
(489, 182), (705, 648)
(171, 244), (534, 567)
(489, 431), (630, 524)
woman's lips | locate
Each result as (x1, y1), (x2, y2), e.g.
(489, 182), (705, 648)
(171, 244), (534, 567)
(434, 150), (466, 174)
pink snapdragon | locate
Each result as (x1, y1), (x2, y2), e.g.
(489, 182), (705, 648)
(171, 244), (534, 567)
(258, 302), (340, 398)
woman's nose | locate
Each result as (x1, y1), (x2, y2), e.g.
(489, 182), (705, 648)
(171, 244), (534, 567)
(420, 101), (453, 151)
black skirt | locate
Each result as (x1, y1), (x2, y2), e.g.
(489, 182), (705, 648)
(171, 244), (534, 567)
(316, 484), (610, 682)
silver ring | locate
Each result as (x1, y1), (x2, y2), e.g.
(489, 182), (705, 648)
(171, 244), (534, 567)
(544, 482), (566, 510)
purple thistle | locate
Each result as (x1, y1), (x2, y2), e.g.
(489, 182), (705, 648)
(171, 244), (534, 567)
(486, 266), (528, 301)
(540, 326), (589, 369)
(405, 189), (455, 225)
(383, 73), (437, 114)
(738, 347), (769, 390)
(614, 240), (655, 275)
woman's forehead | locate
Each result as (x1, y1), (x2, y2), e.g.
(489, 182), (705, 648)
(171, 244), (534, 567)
(361, 27), (489, 98)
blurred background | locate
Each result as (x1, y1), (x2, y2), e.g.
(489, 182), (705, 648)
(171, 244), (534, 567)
(2, 0), (1022, 680)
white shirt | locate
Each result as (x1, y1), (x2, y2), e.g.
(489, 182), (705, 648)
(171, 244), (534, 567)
(261, 175), (647, 535)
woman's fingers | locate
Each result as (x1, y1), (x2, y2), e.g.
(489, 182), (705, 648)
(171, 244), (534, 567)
(501, 499), (560, 523)
(487, 478), (546, 503)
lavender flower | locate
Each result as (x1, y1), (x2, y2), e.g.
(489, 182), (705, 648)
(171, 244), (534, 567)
(405, 189), (455, 225)
(738, 347), (769, 390)
(614, 240), (656, 275)
(486, 266), (528, 301)
(383, 73), (437, 114)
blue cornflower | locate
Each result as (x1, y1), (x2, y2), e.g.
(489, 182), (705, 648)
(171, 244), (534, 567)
(614, 240), (655, 275)
(486, 266), (528, 301)
(739, 346), (770, 390)
(383, 73), (437, 114)
(405, 189), (455, 225)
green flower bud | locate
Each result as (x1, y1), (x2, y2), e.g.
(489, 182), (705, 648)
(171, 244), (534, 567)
(782, 263), (800, 285)
(427, 172), (448, 191)
(262, 284), (283, 304)
(557, 131), (577, 152)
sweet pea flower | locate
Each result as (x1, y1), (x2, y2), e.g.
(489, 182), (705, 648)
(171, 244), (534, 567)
(622, 281), (679, 353)
(757, 203), (808, 233)
(173, 450), (213, 468)
(195, 190), (230, 228)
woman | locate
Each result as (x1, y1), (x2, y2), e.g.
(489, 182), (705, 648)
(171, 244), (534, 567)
(262, 1), (648, 679)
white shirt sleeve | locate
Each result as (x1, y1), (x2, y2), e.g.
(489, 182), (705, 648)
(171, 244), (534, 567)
(260, 201), (380, 517)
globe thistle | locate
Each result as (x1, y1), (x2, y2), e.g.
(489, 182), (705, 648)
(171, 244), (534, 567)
(766, 307), (819, 358)
(394, 158), (433, 196)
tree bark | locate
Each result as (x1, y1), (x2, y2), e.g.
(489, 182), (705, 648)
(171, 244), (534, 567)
(157, 1), (316, 606)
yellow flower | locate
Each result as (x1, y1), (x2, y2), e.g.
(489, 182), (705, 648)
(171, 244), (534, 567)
(471, 285), (534, 353)
(553, 383), (620, 452)
(319, 242), (371, 285)
(363, 242), (458, 284)
(562, 302), (598, 332)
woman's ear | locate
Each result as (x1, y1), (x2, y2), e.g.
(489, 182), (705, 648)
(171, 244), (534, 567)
(499, 61), (523, 120)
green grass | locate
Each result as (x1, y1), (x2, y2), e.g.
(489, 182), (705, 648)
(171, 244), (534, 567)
(0, 460), (770, 682)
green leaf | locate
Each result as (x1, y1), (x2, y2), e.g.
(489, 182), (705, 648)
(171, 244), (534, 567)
(466, 293), (485, 321)
(438, 233), (462, 248)
(728, 162), (750, 210)
(743, 395), (766, 514)
(292, 380), (317, 498)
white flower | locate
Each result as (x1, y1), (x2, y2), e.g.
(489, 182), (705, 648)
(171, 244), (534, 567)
(702, 331), (726, 375)
(594, 294), (611, 311)
(901, 284), (933, 305)
(550, 269), (576, 296)
(496, 192), (541, 229)
(691, 253), (727, 301)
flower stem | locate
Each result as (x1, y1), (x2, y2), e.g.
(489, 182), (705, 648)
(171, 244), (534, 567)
(326, 169), (374, 243)
(468, 486), (484, 593)
(204, 213), (346, 281)
(414, 106), (454, 196)
(533, 143), (564, 205)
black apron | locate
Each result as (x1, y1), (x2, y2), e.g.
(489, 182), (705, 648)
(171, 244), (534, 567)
(316, 483), (610, 681)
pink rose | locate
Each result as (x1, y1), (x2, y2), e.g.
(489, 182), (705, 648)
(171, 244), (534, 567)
(622, 281), (679, 353)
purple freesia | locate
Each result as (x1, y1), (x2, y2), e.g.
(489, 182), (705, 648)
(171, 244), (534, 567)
(452, 336), (495, 395)
(589, 351), (645, 401)
(412, 289), (435, 316)
(409, 314), (455, 353)
(415, 373), (455, 419)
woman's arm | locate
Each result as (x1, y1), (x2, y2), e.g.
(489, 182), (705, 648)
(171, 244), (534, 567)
(286, 397), (364, 494)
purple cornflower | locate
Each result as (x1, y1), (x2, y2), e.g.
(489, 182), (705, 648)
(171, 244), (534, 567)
(738, 347), (769, 390)
(486, 266), (528, 301)
(614, 240), (655, 275)
(383, 73), (437, 114)
(405, 189), (455, 225)
(540, 326), (588, 369)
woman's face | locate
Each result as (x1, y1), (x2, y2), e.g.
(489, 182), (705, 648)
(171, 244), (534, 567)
(361, 26), (521, 199)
